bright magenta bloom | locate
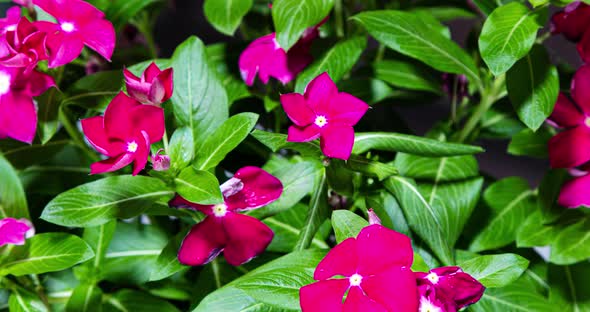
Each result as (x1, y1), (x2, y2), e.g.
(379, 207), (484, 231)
(281, 72), (369, 160)
(0, 17), (49, 73)
(558, 172), (590, 207)
(32, 0), (115, 68)
(300, 224), (418, 312)
(0, 65), (54, 143)
(0, 218), (34, 247)
(80, 92), (165, 175)
(169, 167), (283, 266)
(123, 62), (174, 106)
(415, 266), (485, 312)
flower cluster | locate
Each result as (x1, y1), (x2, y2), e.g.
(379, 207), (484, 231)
(551, 1), (590, 62)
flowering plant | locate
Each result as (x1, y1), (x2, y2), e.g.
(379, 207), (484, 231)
(0, 0), (588, 311)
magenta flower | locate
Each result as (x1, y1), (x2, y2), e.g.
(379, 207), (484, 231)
(80, 92), (165, 175)
(415, 266), (485, 312)
(281, 72), (369, 160)
(551, 2), (590, 42)
(0, 218), (34, 247)
(0, 7), (21, 35)
(0, 17), (49, 73)
(123, 62), (174, 106)
(169, 166), (283, 266)
(579, 29), (590, 63)
(300, 224), (418, 311)
(558, 173), (590, 208)
(0, 65), (54, 143)
(151, 149), (170, 171)
(548, 66), (590, 169)
(32, 0), (115, 68)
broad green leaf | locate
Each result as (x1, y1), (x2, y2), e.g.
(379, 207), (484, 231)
(171, 36), (228, 152)
(507, 45), (559, 130)
(105, 0), (161, 31)
(480, 107), (526, 139)
(0, 139), (70, 169)
(65, 284), (103, 312)
(194, 113), (258, 170)
(265, 203), (329, 252)
(548, 263), (590, 311)
(460, 254), (529, 288)
(251, 130), (322, 157)
(204, 0), (252, 36)
(0, 154), (28, 219)
(295, 169), (329, 250)
(550, 217), (590, 265)
(471, 279), (556, 312)
(103, 290), (179, 312)
(0, 233), (93, 276)
(343, 155), (398, 181)
(411, 10), (451, 38)
(353, 132), (484, 156)
(149, 232), (188, 281)
(295, 36), (367, 93)
(41, 176), (174, 227)
(366, 191), (411, 237)
(508, 127), (553, 157)
(168, 127), (194, 173)
(394, 153), (479, 182)
(374, 59), (442, 94)
(385, 176), (454, 265)
(175, 167), (223, 204)
(272, 0), (334, 51)
(530, 0), (550, 7)
(8, 287), (47, 312)
(516, 211), (562, 247)
(479, 2), (540, 75)
(36, 88), (63, 144)
(326, 158), (355, 196)
(539, 169), (569, 222)
(352, 10), (480, 84)
(332, 210), (368, 243)
(80, 221), (116, 278)
(470, 177), (536, 252)
(205, 43), (251, 105)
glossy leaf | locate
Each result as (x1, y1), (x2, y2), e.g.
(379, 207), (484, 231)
(265, 203), (329, 252)
(294, 169), (329, 250)
(471, 279), (556, 312)
(272, 0), (334, 51)
(0, 154), (28, 219)
(353, 132), (484, 156)
(251, 130), (322, 157)
(204, 0), (253, 36)
(168, 127), (195, 173)
(366, 191), (411, 237)
(332, 210), (368, 243)
(374, 59), (442, 94)
(394, 153), (479, 182)
(550, 217), (590, 265)
(175, 167), (223, 205)
(149, 232), (188, 281)
(65, 284), (103, 312)
(80, 221), (117, 277)
(508, 127), (553, 158)
(460, 253), (529, 288)
(105, 0), (160, 31)
(548, 263), (590, 311)
(8, 287), (47, 312)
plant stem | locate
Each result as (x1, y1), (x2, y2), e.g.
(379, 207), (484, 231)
(134, 13), (158, 59)
(334, 0), (345, 38)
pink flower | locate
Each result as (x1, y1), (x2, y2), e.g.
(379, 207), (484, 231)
(551, 2), (590, 42)
(0, 218), (34, 247)
(579, 29), (590, 63)
(0, 65), (54, 143)
(415, 266), (485, 312)
(548, 66), (590, 169)
(123, 62), (173, 106)
(32, 0), (115, 68)
(0, 17), (49, 74)
(300, 224), (418, 312)
(169, 166), (283, 266)
(151, 149), (170, 171)
(0, 7), (21, 36)
(80, 92), (165, 175)
(281, 72), (369, 160)
(558, 173), (590, 208)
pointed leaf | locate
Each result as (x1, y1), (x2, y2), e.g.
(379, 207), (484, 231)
(65, 284), (103, 312)
(353, 132), (484, 156)
(394, 153), (479, 182)
(175, 167), (223, 205)
(204, 0), (253, 36)
(0, 154), (28, 219)
(459, 253), (529, 288)
(332, 210), (368, 243)
(272, 0), (334, 51)
(294, 169), (329, 250)
(374, 59), (442, 94)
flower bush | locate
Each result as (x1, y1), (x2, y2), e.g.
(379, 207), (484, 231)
(0, 0), (589, 311)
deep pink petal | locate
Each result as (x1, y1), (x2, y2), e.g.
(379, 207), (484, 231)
(343, 287), (387, 312)
(304, 72), (338, 112)
(143, 62), (162, 81)
(559, 174), (590, 208)
(149, 68), (173, 105)
(89, 153), (134, 175)
(320, 124), (354, 160)
(300, 279), (348, 312)
(578, 30), (590, 63)
(0, 91), (36, 144)
(27, 70), (55, 97)
(548, 126), (590, 168)
(222, 213), (274, 266)
(287, 124), (321, 142)
(0, 218), (33, 247)
(178, 217), (227, 266)
(328, 92), (369, 126)
(550, 3), (590, 41)
(281, 93), (315, 126)
(131, 131), (150, 176)
(224, 166), (283, 211)
(439, 271), (485, 309)
(362, 266), (419, 312)
(168, 195), (214, 215)
(356, 224), (413, 276)
(128, 105), (165, 143)
(314, 237), (358, 280)
(239, 33), (282, 86)
(0, 7), (21, 33)
(45, 32), (84, 68)
(33, 0), (104, 22)
(81, 116), (115, 156)
(571, 65), (590, 114)
(103, 92), (140, 140)
(124, 69), (151, 104)
(81, 19), (115, 61)
(549, 93), (584, 128)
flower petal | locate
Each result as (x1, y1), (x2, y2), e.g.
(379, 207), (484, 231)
(320, 124), (354, 160)
(81, 19), (115, 61)
(550, 2), (590, 41)
(281, 93), (315, 126)
(0, 91), (36, 144)
(144, 62), (162, 81)
(549, 126), (590, 168)
(287, 124), (321, 142)
(0, 218), (33, 247)
(362, 266), (419, 312)
(304, 72), (338, 112)
(103, 92), (140, 140)
(222, 213), (274, 266)
(178, 217), (227, 266)
(149, 68), (174, 105)
(571, 65), (590, 114)
(81, 116), (114, 156)
(440, 271), (485, 309)
(314, 237), (358, 280)
(343, 286), (387, 312)
(124, 68), (151, 103)
(45, 32), (84, 68)
(578, 29), (590, 64)
(356, 224), (413, 276)
(329, 93), (369, 126)
(89, 153), (134, 175)
(300, 279), (348, 312)
(131, 131), (150, 176)
(559, 174), (590, 208)
(129, 105), (165, 143)
(168, 195), (214, 215)
(549, 93), (584, 128)
(27, 70), (55, 97)
(224, 166), (283, 211)
(239, 33), (292, 86)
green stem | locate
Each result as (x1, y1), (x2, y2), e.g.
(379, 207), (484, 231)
(162, 129), (169, 155)
(133, 13), (158, 59)
(334, 0), (344, 38)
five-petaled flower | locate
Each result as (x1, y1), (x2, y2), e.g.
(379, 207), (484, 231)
(123, 62), (174, 106)
(551, 1), (590, 62)
(415, 266), (485, 312)
(0, 218), (34, 247)
(300, 224), (418, 312)
(0, 17), (49, 74)
(80, 92), (165, 175)
(32, 0), (115, 68)
(169, 166), (283, 266)
(281, 72), (369, 160)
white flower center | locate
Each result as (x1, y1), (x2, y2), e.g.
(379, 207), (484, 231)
(426, 272), (439, 284)
(314, 115), (328, 128)
(349, 273), (363, 287)
(212, 204), (228, 217)
(61, 22), (75, 32)
(127, 141), (138, 153)
(0, 72), (11, 95)
(419, 297), (442, 312)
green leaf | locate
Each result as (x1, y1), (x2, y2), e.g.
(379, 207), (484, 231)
(265, 203), (329, 252)
(295, 36), (367, 93)
(0, 139), (70, 170)
(272, 0), (334, 51)
(343, 155), (398, 181)
(295, 169), (329, 250)
(374, 59), (442, 94)
(0, 233), (93, 276)
(168, 127), (194, 173)
(175, 167), (223, 204)
(366, 191), (411, 237)
(171, 36), (229, 152)
(203, 0), (252, 36)
(470, 177), (536, 252)
(332, 210), (368, 243)
(353, 132), (484, 156)
(460, 254), (529, 288)
(149, 232), (188, 281)
(251, 130), (322, 157)
(471, 0), (497, 16)
(516, 211), (562, 247)
(65, 284), (103, 312)
(539, 169), (569, 222)
(62, 70), (123, 110)
(385, 176), (454, 265)
(36, 88), (63, 144)
(103, 290), (179, 312)
(507, 45), (559, 130)
(394, 153), (479, 182)
(8, 287), (47, 312)
(194, 113), (258, 170)
(352, 10), (480, 84)
(105, 0), (161, 31)
(548, 263), (590, 311)
(471, 279), (556, 312)
(550, 217), (590, 265)
(508, 127), (553, 157)
(479, 2), (540, 75)
(80, 221), (117, 278)
(530, 0), (549, 7)
(41, 176), (174, 227)
(0, 154), (28, 219)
